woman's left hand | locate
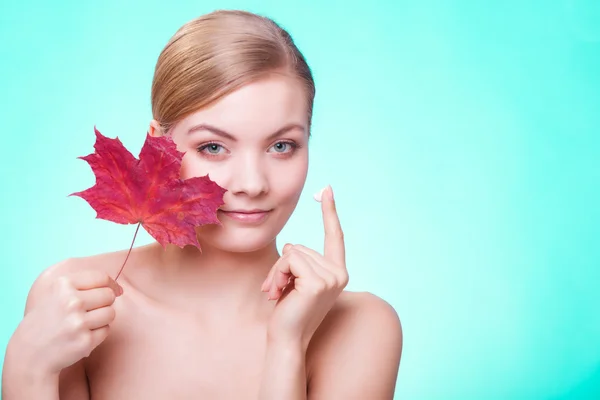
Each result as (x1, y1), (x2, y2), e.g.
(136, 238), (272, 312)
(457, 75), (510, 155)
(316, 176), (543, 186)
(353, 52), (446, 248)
(261, 185), (349, 350)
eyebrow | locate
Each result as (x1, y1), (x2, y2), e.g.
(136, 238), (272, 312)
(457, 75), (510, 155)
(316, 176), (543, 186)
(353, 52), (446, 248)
(186, 123), (306, 142)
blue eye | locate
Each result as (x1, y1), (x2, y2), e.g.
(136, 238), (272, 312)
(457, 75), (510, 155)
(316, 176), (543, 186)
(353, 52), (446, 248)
(197, 143), (224, 155)
(269, 141), (296, 153)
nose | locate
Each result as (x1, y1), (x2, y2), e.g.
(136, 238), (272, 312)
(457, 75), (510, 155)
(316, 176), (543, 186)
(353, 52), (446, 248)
(228, 154), (269, 198)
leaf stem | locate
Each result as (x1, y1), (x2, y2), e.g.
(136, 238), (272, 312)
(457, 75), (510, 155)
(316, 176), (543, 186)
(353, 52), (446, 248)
(114, 222), (141, 282)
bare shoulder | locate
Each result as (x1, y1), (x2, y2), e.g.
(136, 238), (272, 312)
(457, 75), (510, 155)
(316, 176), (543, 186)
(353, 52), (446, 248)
(35, 249), (127, 279)
(333, 290), (401, 326)
(310, 290), (402, 352)
(306, 291), (403, 398)
(25, 249), (132, 314)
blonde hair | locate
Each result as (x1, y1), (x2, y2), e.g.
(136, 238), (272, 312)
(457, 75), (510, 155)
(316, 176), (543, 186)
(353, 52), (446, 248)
(151, 10), (315, 134)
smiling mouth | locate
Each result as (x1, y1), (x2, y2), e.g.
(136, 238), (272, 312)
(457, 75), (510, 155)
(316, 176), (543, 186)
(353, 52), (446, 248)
(219, 209), (272, 224)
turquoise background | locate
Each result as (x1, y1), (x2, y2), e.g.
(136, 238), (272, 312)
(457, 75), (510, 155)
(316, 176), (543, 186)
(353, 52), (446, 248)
(1, 0), (599, 398)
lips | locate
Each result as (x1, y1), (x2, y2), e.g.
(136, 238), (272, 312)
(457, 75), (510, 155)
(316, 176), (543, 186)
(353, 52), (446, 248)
(219, 209), (272, 224)
(222, 209), (268, 213)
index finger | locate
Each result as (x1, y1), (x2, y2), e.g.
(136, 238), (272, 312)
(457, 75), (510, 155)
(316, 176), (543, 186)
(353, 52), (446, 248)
(70, 270), (123, 296)
(318, 185), (346, 266)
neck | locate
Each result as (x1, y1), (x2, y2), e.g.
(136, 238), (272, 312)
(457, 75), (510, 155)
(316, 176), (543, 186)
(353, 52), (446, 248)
(141, 239), (279, 321)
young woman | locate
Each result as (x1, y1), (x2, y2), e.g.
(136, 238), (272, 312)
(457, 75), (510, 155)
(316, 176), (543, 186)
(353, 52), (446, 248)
(2, 9), (403, 399)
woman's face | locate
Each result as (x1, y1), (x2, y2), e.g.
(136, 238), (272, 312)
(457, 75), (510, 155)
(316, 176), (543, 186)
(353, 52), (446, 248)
(151, 74), (310, 253)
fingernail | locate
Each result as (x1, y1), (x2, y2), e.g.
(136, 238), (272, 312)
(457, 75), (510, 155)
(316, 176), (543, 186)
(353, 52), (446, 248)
(313, 186), (327, 202)
(328, 185), (334, 200)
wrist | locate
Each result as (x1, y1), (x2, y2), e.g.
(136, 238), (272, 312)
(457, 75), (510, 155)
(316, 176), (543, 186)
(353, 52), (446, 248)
(264, 337), (306, 377)
(266, 336), (304, 352)
(266, 332), (309, 355)
(260, 335), (307, 400)
(5, 328), (59, 384)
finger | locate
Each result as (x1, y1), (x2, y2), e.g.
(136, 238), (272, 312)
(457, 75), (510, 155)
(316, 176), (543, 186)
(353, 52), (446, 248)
(85, 306), (116, 330)
(79, 287), (117, 311)
(262, 261), (287, 296)
(290, 245), (345, 284)
(273, 243), (296, 289)
(282, 243), (293, 254)
(70, 271), (122, 297)
(318, 186), (346, 265)
(287, 246), (333, 281)
(267, 248), (321, 296)
(268, 252), (321, 300)
(270, 257), (295, 298)
(261, 265), (276, 292)
(261, 243), (294, 292)
(277, 277), (295, 304)
(263, 267), (294, 296)
(291, 245), (325, 265)
(90, 325), (110, 349)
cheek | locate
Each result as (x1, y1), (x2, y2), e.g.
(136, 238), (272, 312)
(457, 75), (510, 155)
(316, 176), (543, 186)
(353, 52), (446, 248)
(180, 154), (194, 179)
(179, 152), (213, 180)
(270, 159), (308, 202)
(180, 157), (231, 190)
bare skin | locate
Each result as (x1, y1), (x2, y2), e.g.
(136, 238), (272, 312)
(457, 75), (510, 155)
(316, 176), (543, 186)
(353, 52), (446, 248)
(7, 243), (402, 399)
(2, 74), (403, 399)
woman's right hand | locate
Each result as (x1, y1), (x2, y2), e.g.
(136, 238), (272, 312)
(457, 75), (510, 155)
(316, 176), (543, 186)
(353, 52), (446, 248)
(9, 269), (123, 377)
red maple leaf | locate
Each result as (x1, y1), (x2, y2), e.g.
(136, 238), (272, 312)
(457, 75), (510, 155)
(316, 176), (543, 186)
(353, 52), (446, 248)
(70, 127), (226, 279)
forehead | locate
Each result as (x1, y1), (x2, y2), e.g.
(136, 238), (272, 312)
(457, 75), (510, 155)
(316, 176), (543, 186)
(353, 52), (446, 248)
(178, 75), (309, 139)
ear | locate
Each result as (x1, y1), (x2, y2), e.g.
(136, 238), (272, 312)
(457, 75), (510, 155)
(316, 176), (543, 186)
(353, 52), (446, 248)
(148, 119), (163, 137)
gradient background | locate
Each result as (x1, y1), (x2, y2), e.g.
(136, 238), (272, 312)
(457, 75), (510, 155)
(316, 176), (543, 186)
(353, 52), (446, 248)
(1, 0), (599, 398)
